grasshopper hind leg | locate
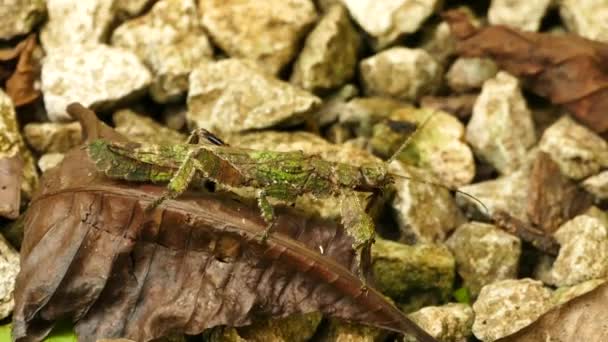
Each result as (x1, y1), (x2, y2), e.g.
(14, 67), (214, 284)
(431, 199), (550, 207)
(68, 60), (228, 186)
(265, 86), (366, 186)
(145, 150), (199, 211)
(187, 128), (226, 146)
(256, 190), (276, 243)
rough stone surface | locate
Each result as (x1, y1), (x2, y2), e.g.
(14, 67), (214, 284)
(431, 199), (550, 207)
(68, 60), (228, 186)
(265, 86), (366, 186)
(488, 0), (552, 31)
(388, 107), (475, 188)
(115, 0), (155, 17)
(406, 303), (474, 342)
(112, 0), (214, 103)
(342, 0), (440, 49)
(446, 58), (498, 93)
(0, 233), (20, 320)
(236, 312), (322, 342)
(390, 164), (465, 243)
(456, 165), (531, 221)
(467, 72), (536, 175)
(199, 0), (317, 75)
(549, 215), (608, 286)
(421, 21), (456, 66)
(446, 222), (521, 296)
(23, 122), (82, 154)
(371, 238), (455, 305)
(360, 47), (442, 102)
(317, 320), (385, 342)
(552, 278), (607, 306)
(539, 115), (608, 180)
(113, 109), (186, 145)
(560, 0), (608, 43)
(583, 171), (608, 200)
(41, 44), (152, 122)
(472, 279), (553, 341)
(0, 0), (46, 39)
(37, 153), (65, 173)
(187, 59), (320, 133)
(290, 4), (360, 93)
(0, 90), (38, 199)
(41, 0), (117, 53)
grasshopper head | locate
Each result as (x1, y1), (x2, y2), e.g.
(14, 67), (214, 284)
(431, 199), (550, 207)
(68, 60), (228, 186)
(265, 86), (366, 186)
(359, 163), (389, 190)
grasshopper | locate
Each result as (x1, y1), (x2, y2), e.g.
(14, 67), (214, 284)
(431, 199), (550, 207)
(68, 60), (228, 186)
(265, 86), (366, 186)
(87, 129), (385, 248)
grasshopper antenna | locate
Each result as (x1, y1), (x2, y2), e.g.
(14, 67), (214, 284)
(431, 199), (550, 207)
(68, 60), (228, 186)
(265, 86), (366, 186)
(390, 172), (489, 216)
(387, 110), (439, 164)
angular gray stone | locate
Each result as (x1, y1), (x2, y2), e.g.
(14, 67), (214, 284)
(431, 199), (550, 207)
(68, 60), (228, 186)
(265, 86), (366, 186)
(390, 163), (465, 242)
(0, 0), (46, 39)
(446, 222), (521, 296)
(23, 122), (82, 154)
(552, 278), (607, 306)
(113, 109), (186, 145)
(41, 0), (117, 53)
(41, 44), (152, 121)
(472, 279), (553, 341)
(467, 72), (536, 175)
(446, 58), (498, 93)
(549, 215), (608, 286)
(360, 47), (442, 102)
(0, 233), (19, 320)
(407, 303), (474, 342)
(583, 171), (608, 201)
(187, 59), (320, 133)
(199, 0), (317, 75)
(371, 238), (455, 305)
(389, 107), (475, 188)
(560, 0), (608, 43)
(112, 0), (214, 103)
(539, 115), (608, 180)
(37, 152), (65, 173)
(0, 90), (38, 200)
(488, 0), (552, 31)
(290, 4), (360, 93)
(343, 0), (440, 49)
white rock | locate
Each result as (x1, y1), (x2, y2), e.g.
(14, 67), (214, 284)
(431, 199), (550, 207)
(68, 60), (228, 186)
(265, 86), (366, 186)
(112, 0), (213, 103)
(0, 0), (46, 39)
(488, 0), (552, 31)
(360, 47), (441, 102)
(583, 171), (608, 201)
(38, 153), (65, 173)
(467, 72), (536, 174)
(550, 215), (608, 286)
(446, 58), (498, 93)
(41, 0), (117, 54)
(115, 0), (155, 17)
(41, 44), (151, 121)
(552, 278), (607, 306)
(342, 0), (440, 49)
(390, 164), (464, 242)
(0, 233), (20, 320)
(473, 279), (553, 341)
(539, 115), (608, 180)
(187, 59), (320, 133)
(199, 0), (317, 75)
(446, 222), (521, 296)
(407, 303), (474, 342)
(560, 0), (608, 43)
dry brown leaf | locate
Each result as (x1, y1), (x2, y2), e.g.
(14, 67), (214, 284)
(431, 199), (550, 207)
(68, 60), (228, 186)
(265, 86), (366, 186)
(12, 104), (436, 342)
(497, 282), (608, 341)
(5, 35), (41, 107)
(443, 10), (608, 133)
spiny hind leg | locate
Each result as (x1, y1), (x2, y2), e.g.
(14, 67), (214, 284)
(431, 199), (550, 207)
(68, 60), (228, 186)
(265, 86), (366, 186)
(187, 128), (226, 146)
(145, 151), (199, 211)
(256, 189), (276, 243)
(340, 192), (376, 288)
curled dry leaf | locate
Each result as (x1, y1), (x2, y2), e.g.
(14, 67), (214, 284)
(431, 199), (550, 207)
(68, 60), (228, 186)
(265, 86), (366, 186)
(0, 34), (41, 107)
(443, 9), (608, 133)
(497, 282), (608, 342)
(12, 104), (436, 342)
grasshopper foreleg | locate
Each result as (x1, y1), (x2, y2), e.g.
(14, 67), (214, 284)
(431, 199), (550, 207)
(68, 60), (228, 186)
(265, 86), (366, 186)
(145, 150), (200, 211)
(256, 189), (276, 243)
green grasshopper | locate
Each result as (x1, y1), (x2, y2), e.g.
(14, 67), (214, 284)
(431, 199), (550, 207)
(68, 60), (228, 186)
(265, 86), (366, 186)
(87, 129), (385, 247)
